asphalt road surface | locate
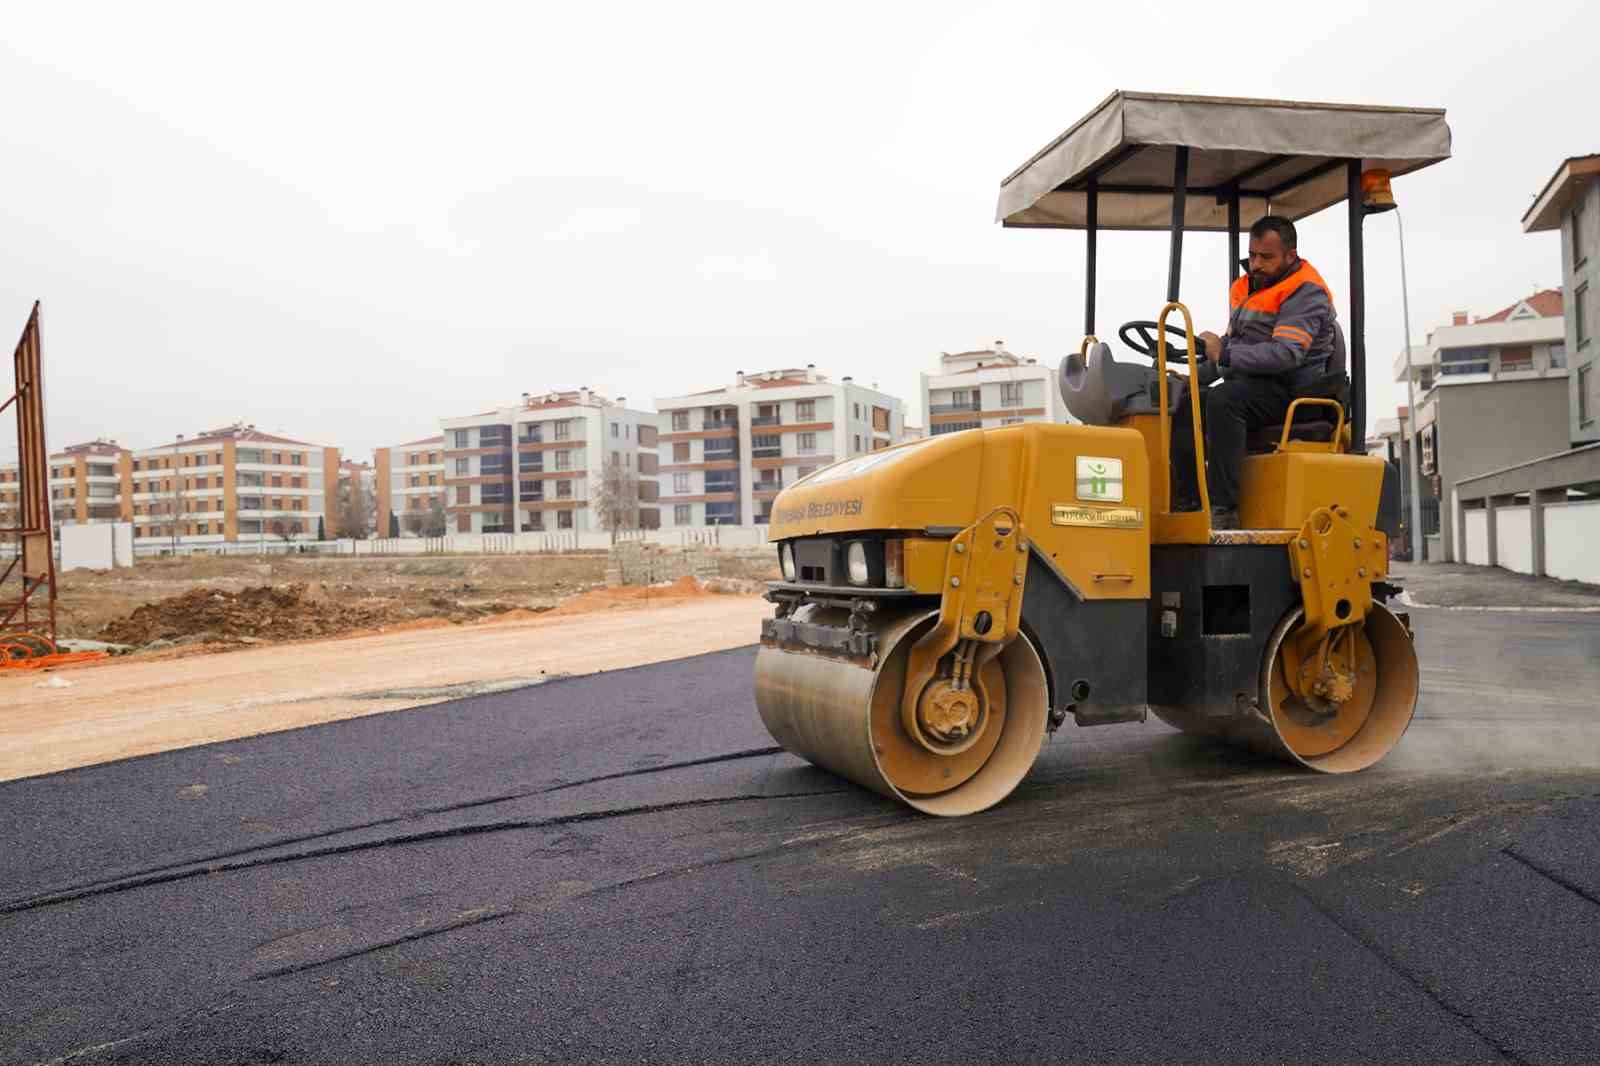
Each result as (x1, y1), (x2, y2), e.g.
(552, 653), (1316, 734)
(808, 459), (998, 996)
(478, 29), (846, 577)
(4, 604), (1599, 1065)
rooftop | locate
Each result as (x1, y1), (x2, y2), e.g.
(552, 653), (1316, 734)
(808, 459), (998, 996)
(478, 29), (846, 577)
(1522, 153), (1600, 233)
(1476, 288), (1564, 322)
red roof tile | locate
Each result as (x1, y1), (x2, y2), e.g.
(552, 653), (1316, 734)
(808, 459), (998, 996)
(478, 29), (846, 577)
(1477, 288), (1564, 323)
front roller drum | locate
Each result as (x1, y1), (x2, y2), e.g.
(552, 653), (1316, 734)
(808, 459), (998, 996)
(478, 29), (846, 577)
(755, 607), (1049, 816)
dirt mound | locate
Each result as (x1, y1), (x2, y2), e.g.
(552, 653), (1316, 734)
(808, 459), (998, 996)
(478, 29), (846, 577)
(541, 575), (712, 617)
(100, 584), (404, 645)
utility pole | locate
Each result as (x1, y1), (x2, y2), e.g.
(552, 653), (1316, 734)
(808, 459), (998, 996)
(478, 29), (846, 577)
(169, 433), (184, 553)
(1396, 210), (1425, 563)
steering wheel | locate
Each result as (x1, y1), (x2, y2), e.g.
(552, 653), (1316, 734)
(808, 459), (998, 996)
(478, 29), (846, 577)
(1117, 320), (1199, 364)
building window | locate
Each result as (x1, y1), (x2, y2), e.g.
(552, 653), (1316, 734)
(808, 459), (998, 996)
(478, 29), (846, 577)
(482, 513), (506, 532)
(554, 450), (572, 471)
(673, 442), (690, 462)
(480, 425), (509, 446)
(1578, 284), (1590, 348)
(797, 399), (815, 422)
(524, 511), (545, 532)
(674, 503), (692, 525)
(952, 389), (971, 408)
(932, 421), (980, 435)
(853, 434), (862, 452)
(797, 466), (816, 479)
(853, 402), (861, 419)
(291, 453), (303, 465)
(1580, 364), (1593, 426)
(673, 472), (690, 493)
(705, 501), (738, 525)
(1498, 345), (1533, 373)
(520, 480), (542, 500)
(556, 480), (573, 499)
(1550, 344), (1567, 369)
(671, 410), (689, 431)
(452, 429), (469, 449)
(521, 424), (543, 444)
(1000, 382), (1023, 407)
(1575, 198), (1587, 267)
(482, 483), (505, 503)
(554, 420), (572, 441)
(797, 432), (816, 454)
(481, 454), (507, 475)
(752, 433), (780, 459)
(455, 457), (470, 475)
(611, 423), (619, 438)
(456, 485), (470, 504)
(557, 510), (573, 530)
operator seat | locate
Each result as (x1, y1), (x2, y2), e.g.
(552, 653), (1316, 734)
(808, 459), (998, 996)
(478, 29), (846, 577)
(1245, 369), (1352, 454)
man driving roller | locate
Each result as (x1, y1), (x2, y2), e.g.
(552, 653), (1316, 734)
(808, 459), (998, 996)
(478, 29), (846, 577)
(1171, 215), (1346, 529)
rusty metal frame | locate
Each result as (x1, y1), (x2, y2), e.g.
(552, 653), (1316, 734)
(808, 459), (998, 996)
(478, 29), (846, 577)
(0, 302), (57, 649)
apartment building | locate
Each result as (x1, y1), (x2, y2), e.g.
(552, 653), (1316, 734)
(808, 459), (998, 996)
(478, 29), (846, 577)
(921, 344), (1067, 435)
(1392, 292), (1570, 561)
(440, 389), (659, 534)
(375, 436), (446, 536)
(2, 439), (131, 530)
(655, 367), (906, 527)
(127, 424), (341, 548)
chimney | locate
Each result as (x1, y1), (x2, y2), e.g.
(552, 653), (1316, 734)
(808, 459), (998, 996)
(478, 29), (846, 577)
(1451, 311), (1468, 326)
(736, 370), (746, 387)
(580, 386), (592, 404)
(842, 375), (853, 383)
(616, 396), (626, 406)
(805, 363), (816, 383)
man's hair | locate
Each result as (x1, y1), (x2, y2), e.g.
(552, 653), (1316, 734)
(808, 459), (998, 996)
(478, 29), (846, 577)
(1248, 215), (1297, 249)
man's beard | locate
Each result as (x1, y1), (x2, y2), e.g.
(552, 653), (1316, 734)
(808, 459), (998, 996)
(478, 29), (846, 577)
(1250, 256), (1298, 290)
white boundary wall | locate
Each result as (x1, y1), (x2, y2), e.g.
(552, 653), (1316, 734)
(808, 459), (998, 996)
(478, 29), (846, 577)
(1495, 506), (1533, 574)
(1545, 500), (1600, 584)
(124, 525), (774, 559)
(1462, 510), (1489, 565)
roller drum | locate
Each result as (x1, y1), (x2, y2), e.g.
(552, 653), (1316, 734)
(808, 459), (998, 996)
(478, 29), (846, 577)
(1151, 601), (1419, 772)
(755, 606), (1048, 816)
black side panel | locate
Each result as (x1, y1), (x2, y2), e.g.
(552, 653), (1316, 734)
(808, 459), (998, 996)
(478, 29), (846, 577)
(1148, 545), (1299, 715)
(1020, 553), (1147, 725)
(1376, 460), (1402, 538)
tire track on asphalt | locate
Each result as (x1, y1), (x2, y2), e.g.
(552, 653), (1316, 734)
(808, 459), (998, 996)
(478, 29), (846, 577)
(2, 789), (835, 915)
(4, 746), (787, 913)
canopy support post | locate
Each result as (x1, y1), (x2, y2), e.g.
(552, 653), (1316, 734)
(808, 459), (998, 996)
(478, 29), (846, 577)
(1085, 177), (1098, 337)
(1227, 189), (1241, 285)
(1166, 147), (1188, 303)
(1346, 161), (1366, 454)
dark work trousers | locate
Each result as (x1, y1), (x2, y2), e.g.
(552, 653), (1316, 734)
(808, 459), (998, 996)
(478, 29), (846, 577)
(1171, 374), (1294, 512)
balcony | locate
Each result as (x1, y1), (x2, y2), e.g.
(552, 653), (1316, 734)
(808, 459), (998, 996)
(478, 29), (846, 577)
(703, 419), (739, 432)
(751, 415), (781, 428)
(929, 399), (981, 415)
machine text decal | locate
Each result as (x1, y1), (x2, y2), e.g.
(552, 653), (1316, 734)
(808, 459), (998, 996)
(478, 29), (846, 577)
(775, 498), (864, 525)
(1051, 504), (1142, 529)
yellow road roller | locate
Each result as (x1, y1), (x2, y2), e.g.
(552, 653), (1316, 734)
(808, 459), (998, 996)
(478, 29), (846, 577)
(756, 92), (1450, 814)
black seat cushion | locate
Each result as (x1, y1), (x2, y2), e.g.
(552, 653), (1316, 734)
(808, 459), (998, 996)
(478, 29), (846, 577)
(1247, 417), (1336, 452)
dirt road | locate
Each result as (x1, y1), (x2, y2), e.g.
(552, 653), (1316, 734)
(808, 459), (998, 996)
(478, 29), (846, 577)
(0, 595), (769, 782)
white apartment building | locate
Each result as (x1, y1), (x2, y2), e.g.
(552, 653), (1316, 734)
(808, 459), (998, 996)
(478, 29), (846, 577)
(921, 344), (1068, 436)
(441, 388), (659, 534)
(655, 366), (906, 527)
(375, 436), (446, 536)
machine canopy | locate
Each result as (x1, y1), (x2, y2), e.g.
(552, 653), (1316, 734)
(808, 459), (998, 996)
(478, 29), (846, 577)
(997, 91), (1451, 231)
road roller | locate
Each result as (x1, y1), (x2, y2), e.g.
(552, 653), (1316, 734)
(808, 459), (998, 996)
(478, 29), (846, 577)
(756, 91), (1451, 814)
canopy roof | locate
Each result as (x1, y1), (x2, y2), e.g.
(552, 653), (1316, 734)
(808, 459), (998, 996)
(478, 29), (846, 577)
(997, 91), (1451, 232)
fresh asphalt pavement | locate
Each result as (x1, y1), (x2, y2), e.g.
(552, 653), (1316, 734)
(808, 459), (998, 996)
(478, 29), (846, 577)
(3, 599), (1600, 1065)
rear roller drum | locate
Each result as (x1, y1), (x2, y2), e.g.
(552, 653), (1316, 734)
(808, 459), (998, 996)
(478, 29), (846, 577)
(1260, 601), (1419, 772)
(755, 607), (1049, 816)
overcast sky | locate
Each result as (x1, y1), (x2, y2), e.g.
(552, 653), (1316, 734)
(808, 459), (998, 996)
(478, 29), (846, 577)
(1, 0), (1592, 461)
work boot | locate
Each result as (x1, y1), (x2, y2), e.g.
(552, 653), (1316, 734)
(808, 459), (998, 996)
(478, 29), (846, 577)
(1210, 507), (1240, 530)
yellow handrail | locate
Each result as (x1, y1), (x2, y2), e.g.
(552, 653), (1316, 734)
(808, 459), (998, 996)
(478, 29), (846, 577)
(1153, 302), (1207, 516)
(1277, 398), (1346, 452)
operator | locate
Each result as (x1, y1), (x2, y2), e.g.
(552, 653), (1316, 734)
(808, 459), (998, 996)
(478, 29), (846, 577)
(1171, 215), (1346, 529)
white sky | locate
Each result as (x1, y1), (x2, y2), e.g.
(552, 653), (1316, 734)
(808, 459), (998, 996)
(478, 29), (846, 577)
(1, 0), (1593, 460)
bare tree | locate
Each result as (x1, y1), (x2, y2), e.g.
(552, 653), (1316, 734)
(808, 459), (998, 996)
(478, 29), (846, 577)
(336, 472), (374, 540)
(422, 499), (448, 537)
(593, 456), (641, 543)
